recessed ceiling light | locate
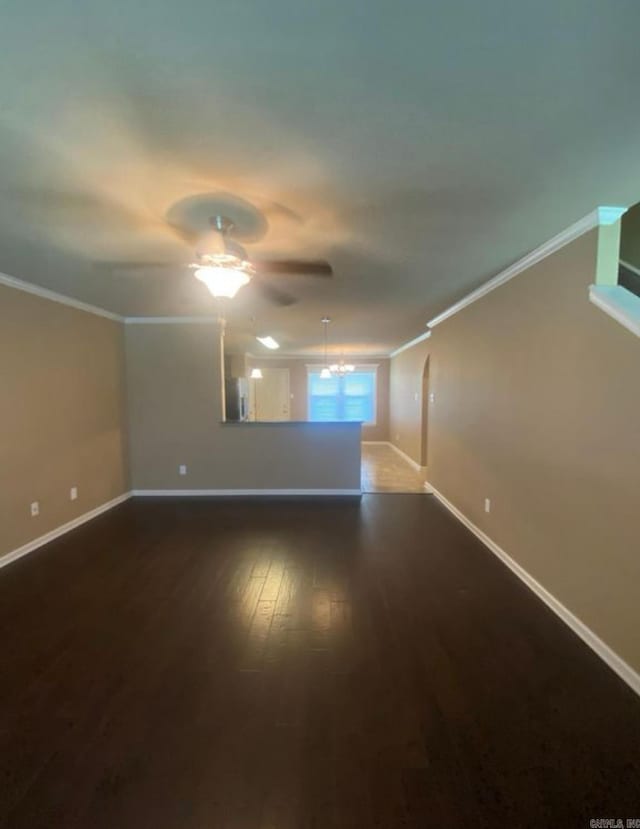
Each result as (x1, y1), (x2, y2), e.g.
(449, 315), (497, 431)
(256, 335), (279, 350)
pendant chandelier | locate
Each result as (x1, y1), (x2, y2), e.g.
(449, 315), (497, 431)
(329, 358), (355, 376)
(320, 317), (332, 379)
(319, 317), (355, 378)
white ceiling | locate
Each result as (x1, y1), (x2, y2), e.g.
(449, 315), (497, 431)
(2, 0), (640, 355)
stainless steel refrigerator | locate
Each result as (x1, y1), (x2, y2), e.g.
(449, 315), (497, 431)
(224, 377), (249, 422)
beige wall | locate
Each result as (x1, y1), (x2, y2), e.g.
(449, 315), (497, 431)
(390, 229), (640, 672)
(0, 285), (129, 560)
(389, 340), (431, 465)
(126, 323), (361, 490)
(244, 355), (390, 441)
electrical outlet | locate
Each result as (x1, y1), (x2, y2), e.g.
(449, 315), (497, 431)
(30, 501), (40, 517)
(179, 464), (187, 476)
(70, 486), (78, 501)
(395, 433), (400, 442)
(484, 498), (491, 514)
(429, 392), (435, 403)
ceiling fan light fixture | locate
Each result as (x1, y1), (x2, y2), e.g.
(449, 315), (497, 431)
(319, 367), (332, 380)
(256, 335), (279, 350)
(194, 265), (252, 299)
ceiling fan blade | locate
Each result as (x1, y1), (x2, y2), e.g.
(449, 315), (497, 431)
(260, 201), (304, 225)
(94, 260), (189, 272)
(251, 278), (297, 307)
(166, 222), (199, 245)
(255, 259), (333, 277)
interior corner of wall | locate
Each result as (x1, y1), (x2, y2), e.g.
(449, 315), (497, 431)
(595, 219), (622, 287)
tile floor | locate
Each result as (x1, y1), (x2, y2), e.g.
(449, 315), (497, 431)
(361, 442), (427, 493)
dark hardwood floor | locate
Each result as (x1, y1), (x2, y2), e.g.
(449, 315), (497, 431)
(1, 495), (639, 828)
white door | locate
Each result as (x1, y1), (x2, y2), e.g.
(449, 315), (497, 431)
(250, 368), (290, 421)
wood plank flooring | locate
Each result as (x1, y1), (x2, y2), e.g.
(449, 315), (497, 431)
(1, 495), (639, 828)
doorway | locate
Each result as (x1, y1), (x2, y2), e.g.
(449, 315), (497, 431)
(250, 368), (291, 421)
(360, 356), (430, 493)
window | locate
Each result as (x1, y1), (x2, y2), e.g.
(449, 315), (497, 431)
(307, 367), (377, 424)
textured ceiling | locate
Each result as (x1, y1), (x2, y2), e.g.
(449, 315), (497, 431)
(2, 0), (640, 355)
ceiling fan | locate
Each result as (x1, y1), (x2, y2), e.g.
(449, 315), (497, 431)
(6, 183), (333, 306)
(100, 214), (333, 307)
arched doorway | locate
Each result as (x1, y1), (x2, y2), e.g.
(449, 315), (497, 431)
(420, 356), (430, 468)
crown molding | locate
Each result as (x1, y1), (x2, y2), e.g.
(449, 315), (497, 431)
(389, 330), (431, 358)
(124, 316), (219, 324)
(305, 362), (380, 371)
(0, 272), (225, 326)
(3, 205), (629, 346)
(245, 352), (389, 360)
(0, 271), (123, 322)
(597, 206), (628, 225)
(427, 205), (629, 330)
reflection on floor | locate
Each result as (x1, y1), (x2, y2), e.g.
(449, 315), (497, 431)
(3, 497), (640, 826)
(361, 442), (426, 493)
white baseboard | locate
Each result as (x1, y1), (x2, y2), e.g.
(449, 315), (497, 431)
(131, 488), (362, 497)
(363, 439), (426, 473)
(0, 492), (132, 571)
(0, 489), (360, 572)
(589, 284), (640, 339)
(387, 441), (425, 473)
(429, 485), (640, 698)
